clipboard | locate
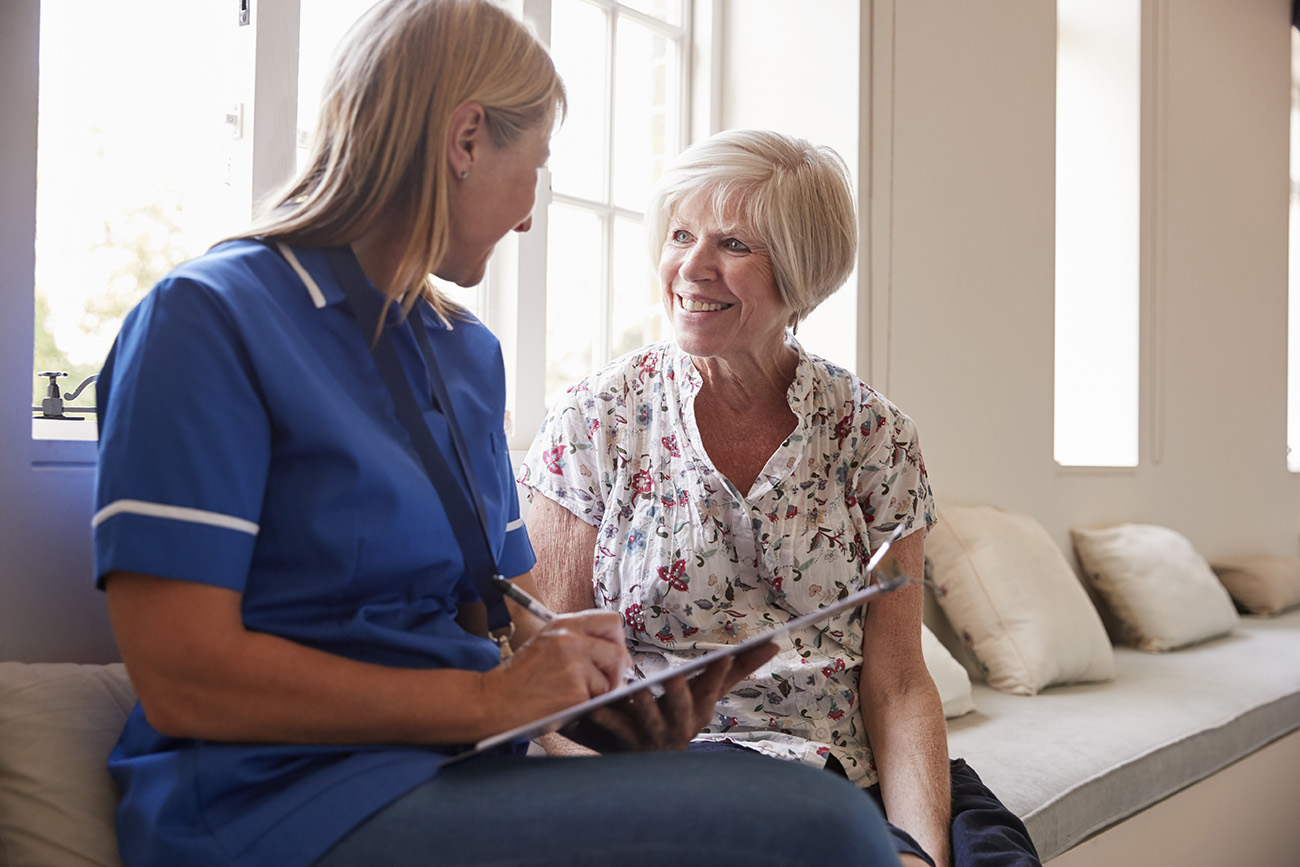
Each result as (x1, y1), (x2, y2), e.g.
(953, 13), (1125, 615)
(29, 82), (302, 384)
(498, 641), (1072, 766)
(447, 523), (912, 762)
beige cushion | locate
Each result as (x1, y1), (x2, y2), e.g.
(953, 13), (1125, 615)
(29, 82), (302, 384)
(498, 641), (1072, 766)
(1209, 555), (1300, 617)
(921, 623), (975, 718)
(926, 503), (1115, 695)
(0, 662), (135, 867)
(1071, 524), (1239, 652)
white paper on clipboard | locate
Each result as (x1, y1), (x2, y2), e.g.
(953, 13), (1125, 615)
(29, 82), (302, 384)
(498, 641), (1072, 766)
(446, 524), (912, 763)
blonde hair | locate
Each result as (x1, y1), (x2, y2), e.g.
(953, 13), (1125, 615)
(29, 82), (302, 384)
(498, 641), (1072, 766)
(238, 0), (565, 320)
(646, 129), (857, 328)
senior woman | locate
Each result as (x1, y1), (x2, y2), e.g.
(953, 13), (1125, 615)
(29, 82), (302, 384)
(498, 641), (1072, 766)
(519, 129), (1040, 867)
(92, 6), (904, 865)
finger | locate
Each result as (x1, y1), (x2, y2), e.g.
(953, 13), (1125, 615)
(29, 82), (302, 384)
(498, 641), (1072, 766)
(534, 623), (628, 698)
(626, 683), (669, 747)
(654, 674), (699, 744)
(552, 613), (633, 684)
(557, 610), (628, 647)
(726, 642), (779, 683)
(583, 700), (643, 750)
(684, 656), (735, 707)
(584, 636), (632, 695)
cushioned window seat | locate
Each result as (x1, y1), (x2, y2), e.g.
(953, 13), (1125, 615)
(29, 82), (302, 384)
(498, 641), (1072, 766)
(3, 617), (1298, 865)
(943, 607), (1300, 862)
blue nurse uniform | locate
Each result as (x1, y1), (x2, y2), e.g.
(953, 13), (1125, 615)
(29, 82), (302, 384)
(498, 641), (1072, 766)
(93, 240), (534, 866)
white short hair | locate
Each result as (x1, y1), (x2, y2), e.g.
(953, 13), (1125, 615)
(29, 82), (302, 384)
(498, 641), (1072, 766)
(646, 129), (857, 327)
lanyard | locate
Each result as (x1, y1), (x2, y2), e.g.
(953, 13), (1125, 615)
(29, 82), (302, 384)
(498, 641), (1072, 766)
(324, 246), (512, 635)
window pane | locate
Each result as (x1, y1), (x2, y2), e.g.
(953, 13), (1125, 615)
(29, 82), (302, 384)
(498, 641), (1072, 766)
(1054, 0), (1140, 467)
(619, 0), (682, 26)
(549, 0), (608, 202)
(546, 205), (603, 400)
(34, 0), (240, 413)
(612, 18), (679, 211)
(611, 217), (666, 358)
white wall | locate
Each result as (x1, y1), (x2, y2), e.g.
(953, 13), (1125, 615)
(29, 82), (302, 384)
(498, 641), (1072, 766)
(717, 0), (861, 372)
(727, 0), (1300, 560)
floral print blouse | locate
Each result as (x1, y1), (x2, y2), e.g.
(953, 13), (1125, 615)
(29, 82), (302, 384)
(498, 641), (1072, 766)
(518, 339), (936, 786)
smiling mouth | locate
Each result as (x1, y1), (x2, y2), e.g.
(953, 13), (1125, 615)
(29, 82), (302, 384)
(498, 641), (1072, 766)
(679, 296), (733, 313)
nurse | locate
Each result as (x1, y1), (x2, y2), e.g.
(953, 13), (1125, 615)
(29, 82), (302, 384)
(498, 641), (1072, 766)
(92, 1), (904, 865)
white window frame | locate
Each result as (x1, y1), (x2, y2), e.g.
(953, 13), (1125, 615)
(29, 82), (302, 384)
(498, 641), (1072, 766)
(503, 0), (701, 449)
(21, 0), (712, 458)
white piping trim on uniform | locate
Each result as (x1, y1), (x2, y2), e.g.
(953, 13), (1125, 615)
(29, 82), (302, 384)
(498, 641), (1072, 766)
(93, 499), (260, 536)
(277, 242), (327, 309)
(506, 518), (524, 533)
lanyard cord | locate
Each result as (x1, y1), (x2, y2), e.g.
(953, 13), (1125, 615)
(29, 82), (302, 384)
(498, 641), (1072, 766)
(324, 247), (512, 634)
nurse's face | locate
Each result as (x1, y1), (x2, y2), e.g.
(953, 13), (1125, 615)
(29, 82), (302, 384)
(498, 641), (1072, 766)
(439, 119), (552, 287)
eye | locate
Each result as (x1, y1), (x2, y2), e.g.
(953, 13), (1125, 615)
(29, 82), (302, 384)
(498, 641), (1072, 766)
(722, 238), (751, 253)
(670, 229), (693, 244)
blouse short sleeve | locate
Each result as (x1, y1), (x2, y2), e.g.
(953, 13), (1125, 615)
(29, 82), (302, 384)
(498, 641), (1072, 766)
(518, 372), (627, 528)
(850, 387), (937, 549)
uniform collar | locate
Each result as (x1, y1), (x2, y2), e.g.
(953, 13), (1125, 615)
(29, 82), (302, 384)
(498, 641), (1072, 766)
(275, 242), (349, 308)
(275, 242), (455, 331)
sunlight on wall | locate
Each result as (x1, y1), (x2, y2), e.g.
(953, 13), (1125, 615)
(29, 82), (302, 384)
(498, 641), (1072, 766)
(1055, 0), (1140, 467)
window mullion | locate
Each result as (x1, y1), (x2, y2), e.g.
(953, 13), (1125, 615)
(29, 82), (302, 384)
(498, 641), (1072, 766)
(248, 1), (300, 214)
(599, 6), (619, 367)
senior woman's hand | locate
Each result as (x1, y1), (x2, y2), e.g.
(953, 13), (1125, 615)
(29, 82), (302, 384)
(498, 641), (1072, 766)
(562, 641), (779, 752)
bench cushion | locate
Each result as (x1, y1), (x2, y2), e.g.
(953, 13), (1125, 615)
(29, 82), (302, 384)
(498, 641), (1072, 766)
(944, 608), (1300, 861)
(0, 662), (134, 867)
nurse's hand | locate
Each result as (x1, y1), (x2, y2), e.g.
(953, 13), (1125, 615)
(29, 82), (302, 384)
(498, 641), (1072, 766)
(560, 641), (779, 753)
(482, 610), (632, 729)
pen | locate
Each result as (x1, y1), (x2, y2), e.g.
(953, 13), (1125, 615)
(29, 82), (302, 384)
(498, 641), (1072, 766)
(491, 574), (558, 622)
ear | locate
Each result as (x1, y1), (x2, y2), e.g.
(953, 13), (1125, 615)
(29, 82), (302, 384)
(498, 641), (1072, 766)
(447, 101), (488, 179)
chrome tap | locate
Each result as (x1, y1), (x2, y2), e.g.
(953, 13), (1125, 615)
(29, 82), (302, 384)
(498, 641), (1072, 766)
(32, 371), (99, 420)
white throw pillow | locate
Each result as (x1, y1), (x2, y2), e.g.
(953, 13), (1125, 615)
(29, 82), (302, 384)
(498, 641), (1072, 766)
(1071, 523), (1239, 652)
(0, 662), (135, 867)
(921, 623), (975, 719)
(1209, 555), (1300, 617)
(927, 503), (1115, 695)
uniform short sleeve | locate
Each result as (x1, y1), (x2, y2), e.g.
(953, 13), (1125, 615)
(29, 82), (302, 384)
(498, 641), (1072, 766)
(94, 275), (271, 592)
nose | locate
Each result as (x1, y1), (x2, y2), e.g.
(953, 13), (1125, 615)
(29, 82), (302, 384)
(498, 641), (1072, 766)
(678, 241), (715, 283)
(514, 215), (533, 233)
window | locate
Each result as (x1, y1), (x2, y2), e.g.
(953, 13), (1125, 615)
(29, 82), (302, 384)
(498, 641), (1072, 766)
(31, 0), (697, 452)
(540, 0), (685, 404)
(32, 0), (244, 435)
(1054, 0), (1141, 467)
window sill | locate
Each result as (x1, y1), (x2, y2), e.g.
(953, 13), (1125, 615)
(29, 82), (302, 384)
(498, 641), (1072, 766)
(1053, 462), (1138, 477)
(32, 418), (97, 466)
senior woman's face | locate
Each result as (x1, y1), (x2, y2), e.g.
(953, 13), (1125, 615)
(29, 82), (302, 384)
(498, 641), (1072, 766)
(659, 194), (789, 363)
